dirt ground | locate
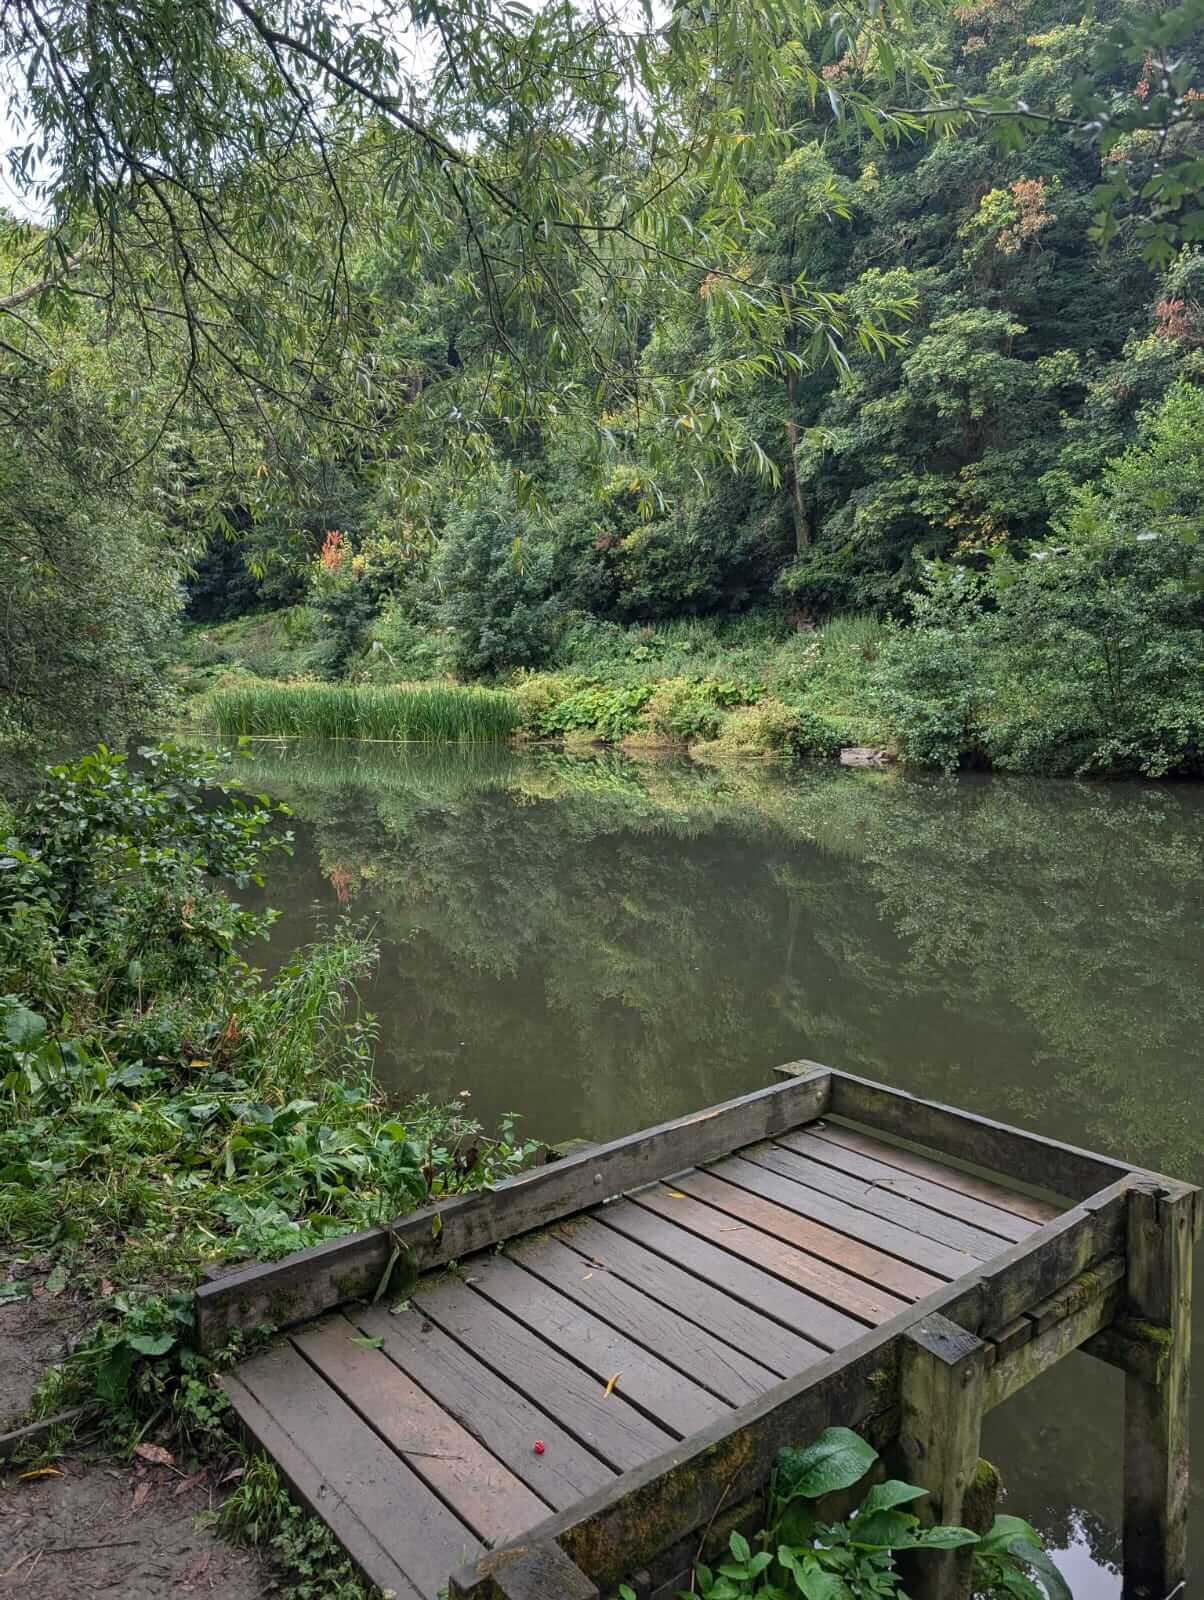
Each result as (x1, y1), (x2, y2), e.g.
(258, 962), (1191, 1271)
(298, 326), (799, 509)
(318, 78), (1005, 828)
(1, 1270), (272, 1597)
(0, 1454), (270, 1596)
(0, 1285), (89, 1429)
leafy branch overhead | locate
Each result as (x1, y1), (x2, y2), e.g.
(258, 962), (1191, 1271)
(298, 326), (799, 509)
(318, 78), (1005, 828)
(0, 0), (1198, 481)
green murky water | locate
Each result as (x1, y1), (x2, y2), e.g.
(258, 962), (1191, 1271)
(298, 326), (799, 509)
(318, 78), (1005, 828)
(234, 741), (1204, 1596)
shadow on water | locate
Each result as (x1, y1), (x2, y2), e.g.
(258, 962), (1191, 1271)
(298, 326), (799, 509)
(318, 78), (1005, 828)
(231, 739), (1204, 1597)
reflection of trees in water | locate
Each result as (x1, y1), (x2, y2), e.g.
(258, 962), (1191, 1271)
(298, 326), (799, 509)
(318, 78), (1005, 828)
(244, 744), (1204, 1181)
(238, 743), (1204, 1576)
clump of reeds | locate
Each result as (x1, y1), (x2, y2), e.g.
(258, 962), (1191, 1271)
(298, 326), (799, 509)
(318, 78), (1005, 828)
(207, 681), (523, 743)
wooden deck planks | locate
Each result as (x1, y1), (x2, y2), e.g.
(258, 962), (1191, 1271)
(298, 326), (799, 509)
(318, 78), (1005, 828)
(636, 1182), (910, 1329)
(707, 1152), (980, 1280)
(780, 1128), (1037, 1242)
(507, 1232), (780, 1404)
(553, 1212), (825, 1379)
(602, 1193), (865, 1350)
(665, 1166), (943, 1302)
(291, 1316), (551, 1546)
(411, 1274), (677, 1469)
(351, 1304), (615, 1510)
(465, 1252), (733, 1434)
(213, 1070), (1151, 1600)
(227, 1342), (482, 1599)
(809, 1122), (1059, 1227)
(738, 1140), (1003, 1260)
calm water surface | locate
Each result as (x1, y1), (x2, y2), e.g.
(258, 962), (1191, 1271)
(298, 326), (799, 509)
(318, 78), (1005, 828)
(234, 742), (1204, 1597)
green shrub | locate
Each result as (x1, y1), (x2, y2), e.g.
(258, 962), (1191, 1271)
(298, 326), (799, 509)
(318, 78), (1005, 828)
(871, 574), (988, 770)
(643, 677), (763, 745)
(533, 680), (657, 741)
(433, 487), (562, 676)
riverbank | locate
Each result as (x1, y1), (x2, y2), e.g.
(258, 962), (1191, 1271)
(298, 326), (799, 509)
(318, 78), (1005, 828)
(184, 611), (892, 763)
(178, 571), (1204, 778)
(0, 745), (537, 1597)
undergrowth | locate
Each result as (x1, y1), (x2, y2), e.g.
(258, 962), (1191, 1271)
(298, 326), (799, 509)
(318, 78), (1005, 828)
(0, 742), (537, 1589)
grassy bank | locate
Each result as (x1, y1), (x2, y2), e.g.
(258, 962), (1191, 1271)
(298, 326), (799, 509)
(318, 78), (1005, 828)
(185, 613), (887, 761)
(208, 679), (524, 742)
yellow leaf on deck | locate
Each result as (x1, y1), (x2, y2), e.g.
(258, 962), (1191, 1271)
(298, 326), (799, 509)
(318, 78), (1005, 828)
(666, 1190), (687, 1199)
(604, 1372), (621, 1397)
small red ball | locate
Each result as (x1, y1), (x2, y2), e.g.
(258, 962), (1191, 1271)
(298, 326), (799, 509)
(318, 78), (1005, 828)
(533, 1440), (545, 1455)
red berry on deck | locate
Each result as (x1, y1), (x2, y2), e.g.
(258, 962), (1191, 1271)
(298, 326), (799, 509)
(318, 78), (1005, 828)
(533, 1440), (545, 1455)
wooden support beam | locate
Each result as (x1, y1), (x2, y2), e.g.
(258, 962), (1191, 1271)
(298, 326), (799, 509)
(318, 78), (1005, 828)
(941, 1179), (1130, 1335)
(1120, 1181), (1196, 1600)
(194, 1067), (831, 1349)
(449, 1541), (600, 1600)
(898, 1314), (988, 1600)
(1084, 1319), (1171, 1386)
(985, 1262), (1124, 1411)
(984, 1317), (1031, 1368)
(827, 1069), (1134, 1200)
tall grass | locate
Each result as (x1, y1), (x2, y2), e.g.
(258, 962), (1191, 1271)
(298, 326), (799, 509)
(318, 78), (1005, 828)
(207, 680), (523, 742)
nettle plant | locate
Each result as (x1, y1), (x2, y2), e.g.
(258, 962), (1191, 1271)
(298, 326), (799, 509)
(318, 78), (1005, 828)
(643, 1429), (1070, 1600)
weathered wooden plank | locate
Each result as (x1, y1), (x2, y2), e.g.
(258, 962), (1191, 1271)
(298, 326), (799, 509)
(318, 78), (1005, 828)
(709, 1153), (980, 1280)
(748, 1138), (1007, 1259)
(984, 1317), (1032, 1366)
(598, 1200), (846, 1354)
(291, 1316), (550, 1544)
(636, 1180), (911, 1325)
(194, 1067), (831, 1350)
(808, 1122), (1058, 1226)
(899, 1314), (988, 1600)
(412, 1275), (676, 1470)
(985, 1274), (1124, 1411)
(508, 1232), (779, 1404)
(352, 1304), (614, 1511)
(1120, 1181), (1196, 1600)
(666, 1166), (942, 1302)
(1024, 1255), (1124, 1336)
(452, 1181), (1131, 1598)
(554, 1212), (822, 1379)
(466, 1253), (731, 1435)
(942, 1179), (1132, 1334)
(631, 1187), (875, 1346)
(449, 1540), (601, 1600)
(825, 1068), (1131, 1199)
(784, 1128), (1034, 1242)
(224, 1343), (482, 1599)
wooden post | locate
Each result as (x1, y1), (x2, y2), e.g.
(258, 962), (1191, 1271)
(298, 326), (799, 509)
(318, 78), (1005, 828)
(1121, 1181), (1195, 1600)
(448, 1541), (600, 1600)
(897, 1313), (988, 1600)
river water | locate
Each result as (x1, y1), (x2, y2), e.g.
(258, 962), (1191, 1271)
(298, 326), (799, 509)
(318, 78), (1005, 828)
(232, 741), (1204, 1596)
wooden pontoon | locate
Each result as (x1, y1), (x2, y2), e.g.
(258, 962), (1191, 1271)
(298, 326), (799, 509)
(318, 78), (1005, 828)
(196, 1063), (1198, 1600)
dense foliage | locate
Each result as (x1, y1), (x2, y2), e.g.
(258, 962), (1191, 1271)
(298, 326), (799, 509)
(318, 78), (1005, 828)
(0, 0), (1200, 774)
(0, 745), (535, 1443)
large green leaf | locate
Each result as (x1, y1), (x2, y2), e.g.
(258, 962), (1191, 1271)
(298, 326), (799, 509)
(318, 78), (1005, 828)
(4, 1005), (47, 1050)
(859, 1479), (929, 1515)
(774, 1428), (877, 1502)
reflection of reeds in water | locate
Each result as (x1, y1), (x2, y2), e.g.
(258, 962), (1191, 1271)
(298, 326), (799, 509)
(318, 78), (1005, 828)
(206, 682), (524, 743)
(225, 736), (527, 799)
